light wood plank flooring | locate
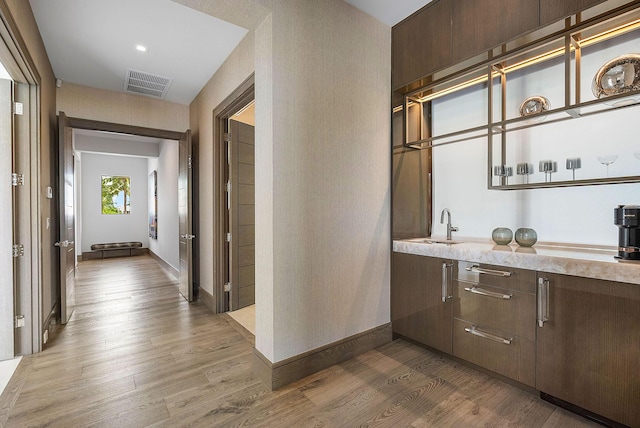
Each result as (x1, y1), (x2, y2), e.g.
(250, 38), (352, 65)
(0, 255), (600, 427)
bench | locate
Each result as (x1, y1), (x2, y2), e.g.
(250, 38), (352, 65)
(90, 241), (143, 259)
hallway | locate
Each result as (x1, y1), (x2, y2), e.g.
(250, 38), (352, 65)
(0, 255), (599, 427)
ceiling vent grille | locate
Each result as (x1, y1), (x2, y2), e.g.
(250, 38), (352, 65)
(124, 69), (173, 98)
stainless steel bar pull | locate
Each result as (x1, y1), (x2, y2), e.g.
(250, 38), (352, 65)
(441, 262), (453, 303)
(465, 265), (512, 277)
(537, 277), (550, 327)
(465, 325), (512, 345)
(464, 286), (512, 300)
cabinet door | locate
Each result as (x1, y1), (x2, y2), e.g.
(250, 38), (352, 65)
(452, 0), (539, 63)
(536, 273), (640, 427)
(392, 0), (452, 90)
(391, 253), (453, 353)
(539, 0), (606, 26)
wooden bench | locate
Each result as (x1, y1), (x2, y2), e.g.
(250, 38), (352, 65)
(90, 241), (143, 259)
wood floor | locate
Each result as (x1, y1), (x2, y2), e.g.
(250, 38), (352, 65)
(0, 255), (600, 427)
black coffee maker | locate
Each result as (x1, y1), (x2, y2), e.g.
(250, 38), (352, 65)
(614, 204), (640, 260)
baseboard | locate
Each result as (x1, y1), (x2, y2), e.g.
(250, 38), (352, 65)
(147, 250), (179, 279)
(253, 322), (393, 390)
(199, 289), (216, 313)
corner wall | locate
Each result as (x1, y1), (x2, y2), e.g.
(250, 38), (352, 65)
(189, 31), (255, 299)
(255, 0), (391, 363)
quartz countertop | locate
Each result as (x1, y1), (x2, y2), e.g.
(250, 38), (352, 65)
(393, 237), (640, 286)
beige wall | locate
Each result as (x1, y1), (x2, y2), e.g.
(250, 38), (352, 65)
(57, 82), (189, 131)
(189, 31), (255, 297)
(4, 0), (57, 333)
(255, 0), (391, 362)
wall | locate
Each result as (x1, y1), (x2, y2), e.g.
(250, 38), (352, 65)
(189, 30), (255, 297)
(147, 140), (179, 270)
(254, 0), (391, 362)
(80, 153), (149, 252)
(57, 82), (189, 132)
(430, 30), (640, 246)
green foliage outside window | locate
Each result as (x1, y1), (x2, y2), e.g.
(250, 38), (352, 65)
(101, 176), (131, 214)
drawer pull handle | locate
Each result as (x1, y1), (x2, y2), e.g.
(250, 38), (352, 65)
(537, 277), (550, 327)
(464, 286), (512, 300)
(441, 262), (453, 302)
(466, 265), (512, 277)
(465, 326), (512, 345)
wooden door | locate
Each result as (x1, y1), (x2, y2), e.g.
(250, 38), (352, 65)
(0, 78), (13, 360)
(57, 112), (75, 324)
(178, 129), (194, 302)
(228, 120), (255, 310)
(536, 273), (640, 427)
(391, 253), (453, 354)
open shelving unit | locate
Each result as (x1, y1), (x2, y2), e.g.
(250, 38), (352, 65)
(400, 1), (640, 190)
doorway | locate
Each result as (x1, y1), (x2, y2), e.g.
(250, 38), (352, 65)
(213, 75), (254, 315)
(57, 116), (196, 305)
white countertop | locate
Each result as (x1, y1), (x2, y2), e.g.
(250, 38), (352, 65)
(393, 237), (640, 286)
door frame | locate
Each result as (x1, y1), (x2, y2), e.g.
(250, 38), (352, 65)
(60, 116), (193, 282)
(212, 74), (254, 313)
(0, 2), (42, 355)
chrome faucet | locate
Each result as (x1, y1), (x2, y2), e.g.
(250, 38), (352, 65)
(440, 208), (459, 241)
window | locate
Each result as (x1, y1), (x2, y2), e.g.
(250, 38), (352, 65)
(101, 176), (131, 214)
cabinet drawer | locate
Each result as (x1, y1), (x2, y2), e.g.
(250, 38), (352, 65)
(457, 261), (536, 294)
(453, 319), (535, 387)
(454, 281), (536, 341)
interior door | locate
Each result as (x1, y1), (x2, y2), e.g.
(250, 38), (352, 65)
(57, 112), (75, 324)
(228, 120), (255, 310)
(178, 129), (194, 302)
(0, 78), (14, 360)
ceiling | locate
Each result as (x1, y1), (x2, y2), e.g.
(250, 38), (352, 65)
(29, 0), (432, 106)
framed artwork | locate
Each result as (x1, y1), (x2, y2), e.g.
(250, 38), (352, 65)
(149, 170), (157, 239)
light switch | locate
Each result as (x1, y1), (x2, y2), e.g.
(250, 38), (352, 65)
(46, 218), (50, 230)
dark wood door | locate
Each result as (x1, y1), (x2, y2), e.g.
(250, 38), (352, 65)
(451, 0), (539, 63)
(178, 129), (194, 302)
(57, 112), (75, 324)
(0, 78), (13, 360)
(392, 0), (453, 90)
(536, 272), (640, 427)
(391, 252), (453, 354)
(228, 120), (255, 310)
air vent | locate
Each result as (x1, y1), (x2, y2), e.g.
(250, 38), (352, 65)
(124, 69), (173, 98)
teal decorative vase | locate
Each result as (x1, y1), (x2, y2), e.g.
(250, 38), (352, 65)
(491, 227), (513, 245)
(515, 228), (537, 247)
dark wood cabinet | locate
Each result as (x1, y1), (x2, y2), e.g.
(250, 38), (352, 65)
(391, 0), (453, 90)
(392, 108), (431, 238)
(391, 252), (453, 354)
(453, 262), (537, 387)
(536, 273), (640, 427)
(451, 0), (539, 63)
(539, 0), (606, 26)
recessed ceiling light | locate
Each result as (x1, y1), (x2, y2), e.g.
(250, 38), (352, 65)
(136, 45), (147, 53)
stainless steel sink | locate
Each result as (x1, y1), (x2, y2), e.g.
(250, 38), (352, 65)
(405, 237), (463, 245)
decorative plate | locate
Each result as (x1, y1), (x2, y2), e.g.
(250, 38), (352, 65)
(519, 95), (550, 117)
(592, 54), (640, 99)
